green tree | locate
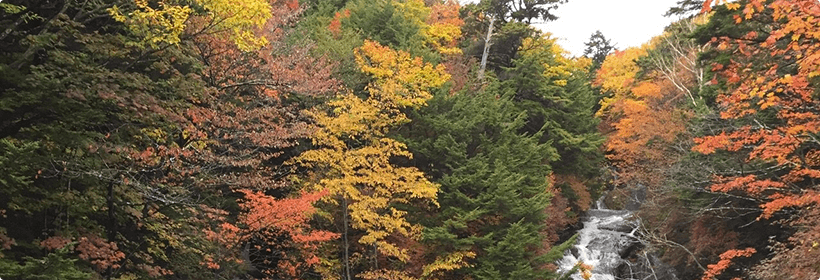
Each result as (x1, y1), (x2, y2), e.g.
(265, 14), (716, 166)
(583, 30), (615, 73)
(506, 34), (604, 182)
(401, 77), (574, 279)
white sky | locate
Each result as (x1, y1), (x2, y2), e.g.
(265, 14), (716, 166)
(461, 0), (686, 57)
(537, 0), (685, 57)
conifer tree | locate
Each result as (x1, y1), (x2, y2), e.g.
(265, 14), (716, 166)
(401, 79), (570, 279)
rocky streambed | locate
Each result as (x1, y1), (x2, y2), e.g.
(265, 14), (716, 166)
(556, 198), (678, 280)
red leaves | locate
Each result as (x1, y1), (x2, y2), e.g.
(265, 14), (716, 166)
(701, 248), (756, 280)
(76, 235), (126, 271)
(329, 9), (350, 37)
(236, 189), (338, 277)
(285, 0), (299, 10)
(0, 230), (14, 250)
(40, 236), (72, 251)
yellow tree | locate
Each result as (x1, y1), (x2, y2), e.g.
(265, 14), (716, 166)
(595, 46), (649, 116)
(109, 0), (272, 50)
(294, 40), (449, 280)
(424, 0), (464, 55)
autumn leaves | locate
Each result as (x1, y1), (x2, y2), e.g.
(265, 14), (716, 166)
(293, 40), (448, 278)
(595, 1), (820, 279)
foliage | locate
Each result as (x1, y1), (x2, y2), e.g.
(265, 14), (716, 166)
(424, 0), (464, 55)
(401, 82), (559, 279)
(701, 247), (756, 280)
(510, 34), (604, 181)
(293, 40), (447, 279)
(471, 0), (567, 23)
(583, 30), (615, 72)
(0, 0), (338, 278)
(110, 0), (273, 50)
(0, 245), (92, 280)
(0, 0), (606, 279)
(689, 0), (820, 277)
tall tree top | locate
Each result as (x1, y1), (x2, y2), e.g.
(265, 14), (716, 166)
(475, 0), (567, 23)
(583, 30), (615, 71)
(665, 0), (705, 17)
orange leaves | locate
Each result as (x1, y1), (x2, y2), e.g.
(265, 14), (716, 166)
(600, 77), (689, 186)
(238, 189), (329, 235)
(232, 190), (337, 277)
(329, 9), (350, 37)
(701, 248), (756, 280)
(709, 175), (786, 196)
(692, 132), (733, 155)
(631, 82), (662, 99)
(595, 46), (649, 116)
(40, 235), (72, 251)
(424, 0), (464, 55)
(285, 0), (299, 10)
(693, 0), (820, 231)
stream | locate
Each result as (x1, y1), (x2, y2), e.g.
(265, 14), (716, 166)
(555, 196), (679, 280)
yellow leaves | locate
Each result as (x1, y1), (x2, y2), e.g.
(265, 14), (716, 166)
(196, 0), (271, 51)
(355, 40), (450, 109)
(726, 2), (741, 10)
(394, 0), (429, 28)
(296, 41), (444, 263)
(518, 34), (585, 88)
(109, 0), (271, 50)
(109, 0), (191, 48)
(595, 47), (648, 94)
(308, 93), (397, 148)
(425, 23), (463, 55)
(358, 269), (419, 280)
(424, 0), (464, 55)
(421, 250), (476, 278)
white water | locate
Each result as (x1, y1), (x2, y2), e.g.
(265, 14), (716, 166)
(556, 197), (639, 280)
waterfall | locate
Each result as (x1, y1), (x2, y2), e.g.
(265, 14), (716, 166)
(556, 196), (639, 280)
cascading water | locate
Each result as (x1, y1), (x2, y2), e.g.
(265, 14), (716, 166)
(556, 197), (640, 280)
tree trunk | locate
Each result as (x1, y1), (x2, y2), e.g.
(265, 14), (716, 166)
(343, 196), (352, 280)
(478, 15), (495, 81)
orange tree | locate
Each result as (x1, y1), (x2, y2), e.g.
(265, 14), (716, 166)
(693, 0), (820, 278)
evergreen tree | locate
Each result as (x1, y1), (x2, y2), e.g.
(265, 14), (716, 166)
(505, 35), (604, 181)
(583, 30), (615, 73)
(401, 81), (565, 279)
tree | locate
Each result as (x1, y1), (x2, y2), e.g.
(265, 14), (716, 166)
(475, 0), (567, 24)
(0, 0), (340, 278)
(583, 30), (615, 72)
(401, 81), (563, 280)
(425, 0), (464, 55)
(461, 0), (566, 78)
(293, 40), (448, 280)
(511, 34), (604, 177)
(399, 34), (597, 280)
(692, 0), (820, 278)
(665, 0), (707, 17)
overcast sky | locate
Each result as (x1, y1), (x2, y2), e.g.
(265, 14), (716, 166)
(537, 0), (685, 56)
(462, 0), (686, 57)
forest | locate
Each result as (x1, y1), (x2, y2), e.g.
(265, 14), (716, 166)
(0, 0), (818, 279)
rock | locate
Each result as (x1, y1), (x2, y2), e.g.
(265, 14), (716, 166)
(556, 197), (678, 280)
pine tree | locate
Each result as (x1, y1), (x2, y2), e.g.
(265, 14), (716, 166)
(401, 80), (563, 279)
(583, 30), (615, 72)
